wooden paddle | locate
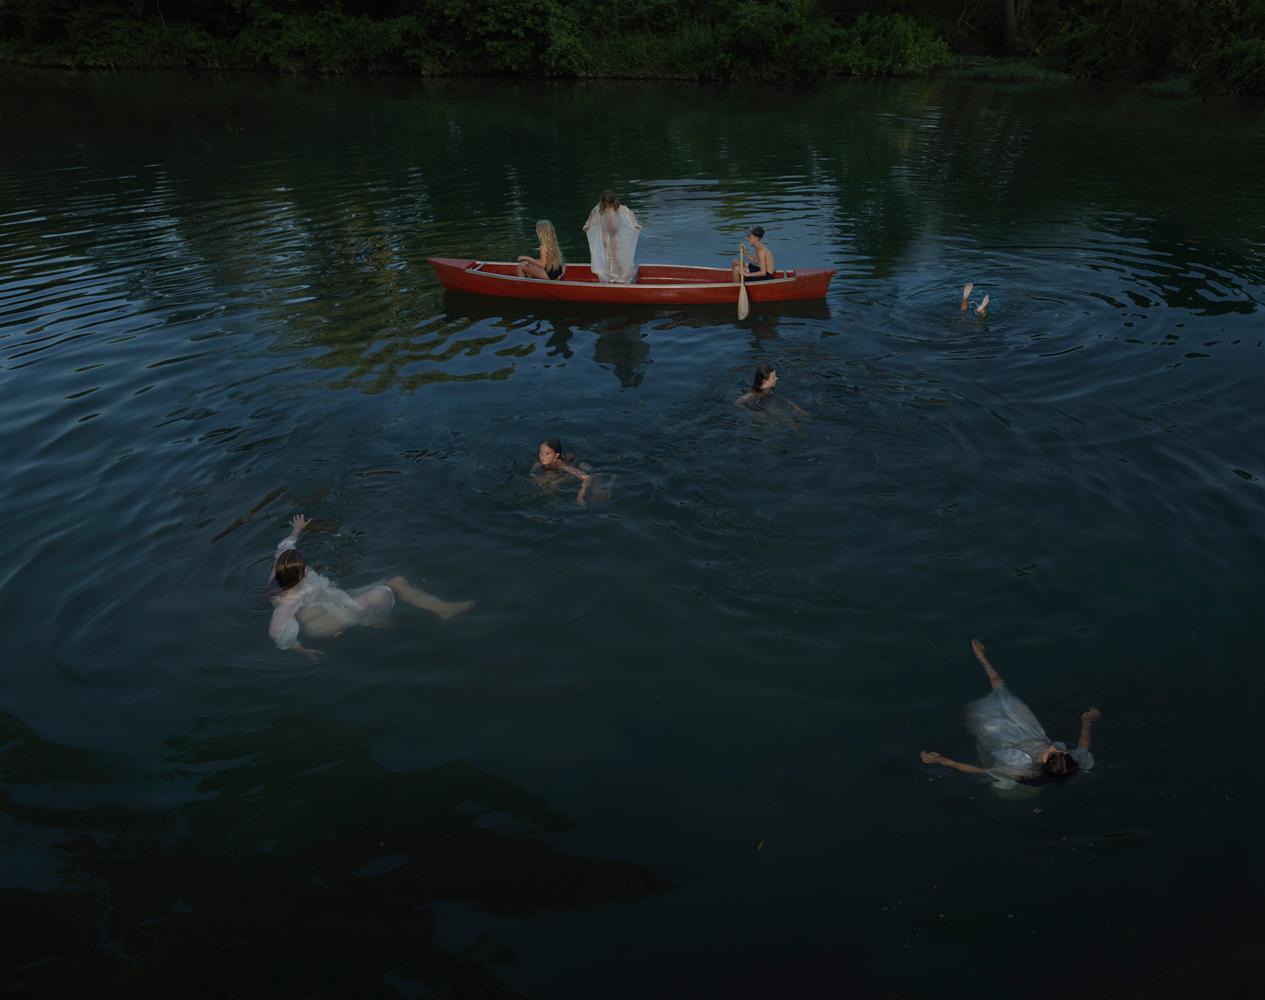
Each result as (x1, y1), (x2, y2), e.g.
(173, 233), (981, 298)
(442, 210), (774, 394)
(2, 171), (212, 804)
(737, 243), (750, 320)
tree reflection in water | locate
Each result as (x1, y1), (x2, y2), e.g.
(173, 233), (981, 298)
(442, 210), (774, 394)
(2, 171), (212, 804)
(0, 711), (660, 997)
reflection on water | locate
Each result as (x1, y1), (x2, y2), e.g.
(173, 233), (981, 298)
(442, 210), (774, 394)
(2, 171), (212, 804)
(1, 709), (658, 996)
(2, 70), (1264, 998)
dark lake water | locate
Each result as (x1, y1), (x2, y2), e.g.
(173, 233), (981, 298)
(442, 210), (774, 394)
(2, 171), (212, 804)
(2, 70), (1264, 997)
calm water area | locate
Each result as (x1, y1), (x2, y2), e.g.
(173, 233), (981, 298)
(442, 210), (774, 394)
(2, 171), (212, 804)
(2, 69), (1264, 997)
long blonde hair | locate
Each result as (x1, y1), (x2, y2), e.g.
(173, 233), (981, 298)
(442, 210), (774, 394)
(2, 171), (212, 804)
(536, 220), (563, 270)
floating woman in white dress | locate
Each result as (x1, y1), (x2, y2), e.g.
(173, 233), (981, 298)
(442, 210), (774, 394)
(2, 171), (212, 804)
(583, 190), (641, 284)
(921, 640), (1100, 785)
(267, 514), (474, 659)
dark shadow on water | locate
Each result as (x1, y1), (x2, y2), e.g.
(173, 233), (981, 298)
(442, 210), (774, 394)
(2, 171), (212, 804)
(0, 710), (660, 998)
(442, 293), (832, 386)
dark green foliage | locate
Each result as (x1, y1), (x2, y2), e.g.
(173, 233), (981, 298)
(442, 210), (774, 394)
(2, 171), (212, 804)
(1, 0), (1264, 96)
(1197, 37), (1265, 96)
(831, 12), (952, 75)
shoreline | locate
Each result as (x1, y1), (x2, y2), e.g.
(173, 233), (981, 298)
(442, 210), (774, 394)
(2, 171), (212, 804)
(0, 51), (1200, 100)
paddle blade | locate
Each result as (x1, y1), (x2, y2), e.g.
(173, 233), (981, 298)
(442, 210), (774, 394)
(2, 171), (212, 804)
(738, 282), (750, 320)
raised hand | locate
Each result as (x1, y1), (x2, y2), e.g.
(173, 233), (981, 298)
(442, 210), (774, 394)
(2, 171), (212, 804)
(289, 513), (310, 533)
(920, 751), (944, 764)
(1081, 706), (1101, 723)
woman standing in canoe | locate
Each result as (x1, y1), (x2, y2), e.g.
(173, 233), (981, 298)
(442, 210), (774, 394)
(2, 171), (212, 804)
(584, 191), (641, 284)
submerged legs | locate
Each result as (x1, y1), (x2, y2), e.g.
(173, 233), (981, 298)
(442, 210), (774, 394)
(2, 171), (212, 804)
(385, 576), (475, 620)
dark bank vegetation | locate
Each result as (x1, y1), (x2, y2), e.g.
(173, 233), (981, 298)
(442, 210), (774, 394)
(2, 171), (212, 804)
(2, 1), (1264, 95)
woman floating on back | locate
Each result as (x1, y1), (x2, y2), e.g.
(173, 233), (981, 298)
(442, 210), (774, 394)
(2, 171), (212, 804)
(584, 191), (641, 284)
(267, 514), (474, 658)
(516, 220), (565, 280)
(921, 640), (1100, 786)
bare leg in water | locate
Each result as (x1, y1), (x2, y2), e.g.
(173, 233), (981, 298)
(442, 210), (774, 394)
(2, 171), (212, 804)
(920, 638), (1002, 773)
(385, 576), (475, 620)
(972, 638), (1005, 689)
(960, 283), (989, 317)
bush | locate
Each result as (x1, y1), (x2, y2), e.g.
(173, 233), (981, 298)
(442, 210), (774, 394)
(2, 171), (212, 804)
(1196, 37), (1265, 97)
(831, 12), (952, 77)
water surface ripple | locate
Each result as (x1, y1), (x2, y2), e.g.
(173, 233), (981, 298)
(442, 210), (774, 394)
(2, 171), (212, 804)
(2, 72), (1264, 998)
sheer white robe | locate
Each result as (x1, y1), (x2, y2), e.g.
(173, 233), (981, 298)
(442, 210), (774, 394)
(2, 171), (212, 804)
(584, 204), (641, 284)
(965, 685), (1094, 786)
(267, 536), (394, 649)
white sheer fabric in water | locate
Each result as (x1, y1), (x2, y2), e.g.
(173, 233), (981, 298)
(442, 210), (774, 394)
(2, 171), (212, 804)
(966, 685), (1094, 786)
(267, 536), (394, 649)
(584, 204), (641, 284)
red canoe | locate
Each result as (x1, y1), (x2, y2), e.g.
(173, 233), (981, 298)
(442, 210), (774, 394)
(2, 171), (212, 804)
(428, 258), (835, 305)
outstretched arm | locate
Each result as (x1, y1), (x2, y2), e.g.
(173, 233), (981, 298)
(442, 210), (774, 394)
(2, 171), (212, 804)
(971, 638), (1005, 689)
(554, 462), (592, 504)
(284, 513), (309, 543)
(1078, 707), (1101, 750)
(920, 751), (986, 774)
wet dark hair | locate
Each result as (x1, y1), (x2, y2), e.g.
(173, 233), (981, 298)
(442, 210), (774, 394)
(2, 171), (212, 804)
(274, 548), (307, 590)
(753, 364), (775, 392)
(539, 438), (567, 466)
(748, 226), (765, 239)
(1043, 750), (1079, 779)
(600, 191), (620, 210)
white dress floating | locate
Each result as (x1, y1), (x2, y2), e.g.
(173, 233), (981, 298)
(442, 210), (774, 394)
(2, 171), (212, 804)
(965, 685), (1094, 785)
(267, 535), (394, 649)
(584, 203), (641, 284)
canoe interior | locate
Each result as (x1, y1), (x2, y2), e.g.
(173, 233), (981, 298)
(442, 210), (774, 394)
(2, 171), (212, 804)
(471, 261), (791, 285)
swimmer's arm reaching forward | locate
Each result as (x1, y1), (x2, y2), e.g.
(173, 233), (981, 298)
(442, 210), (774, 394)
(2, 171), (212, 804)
(532, 460), (592, 504)
(559, 462), (592, 504)
(920, 751), (986, 774)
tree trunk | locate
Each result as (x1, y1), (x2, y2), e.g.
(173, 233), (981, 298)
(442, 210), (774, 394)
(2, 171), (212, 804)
(1001, 0), (1030, 55)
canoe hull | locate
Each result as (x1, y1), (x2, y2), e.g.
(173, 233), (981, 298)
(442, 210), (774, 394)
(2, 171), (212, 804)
(427, 258), (834, 305)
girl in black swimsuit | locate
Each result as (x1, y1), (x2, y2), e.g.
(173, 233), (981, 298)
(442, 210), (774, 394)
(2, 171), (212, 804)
(516, 220), (566, 281)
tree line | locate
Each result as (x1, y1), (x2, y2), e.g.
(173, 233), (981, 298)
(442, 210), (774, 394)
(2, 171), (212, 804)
(2, 1), (1263, 95)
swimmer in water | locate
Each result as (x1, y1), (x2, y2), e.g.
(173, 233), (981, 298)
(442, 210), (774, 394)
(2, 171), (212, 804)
(960, 282), (989, 317)
(735, 364), (807, 416)
(532, 437), (594, 505)
(267, 514), (475, 659)
(921, 640), (1100, 785)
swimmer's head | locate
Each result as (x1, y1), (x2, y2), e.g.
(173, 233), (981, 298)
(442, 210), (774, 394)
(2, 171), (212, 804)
(1043, 749), (1079, 779)
(274, 548), (307, 590)
(538, 438), (565, 466)
(753, 365), (777, 392)
(600, 191), (620, 210)
(747, 226), (765, 241)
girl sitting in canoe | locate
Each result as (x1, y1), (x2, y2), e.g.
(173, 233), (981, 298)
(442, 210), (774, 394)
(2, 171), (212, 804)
(732, 226), (776, 283)
(920, 640), (1100, 786)
(267, 514), (474, 659)
(735, 364), (807, 416)
(516, 220), (565, 280)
